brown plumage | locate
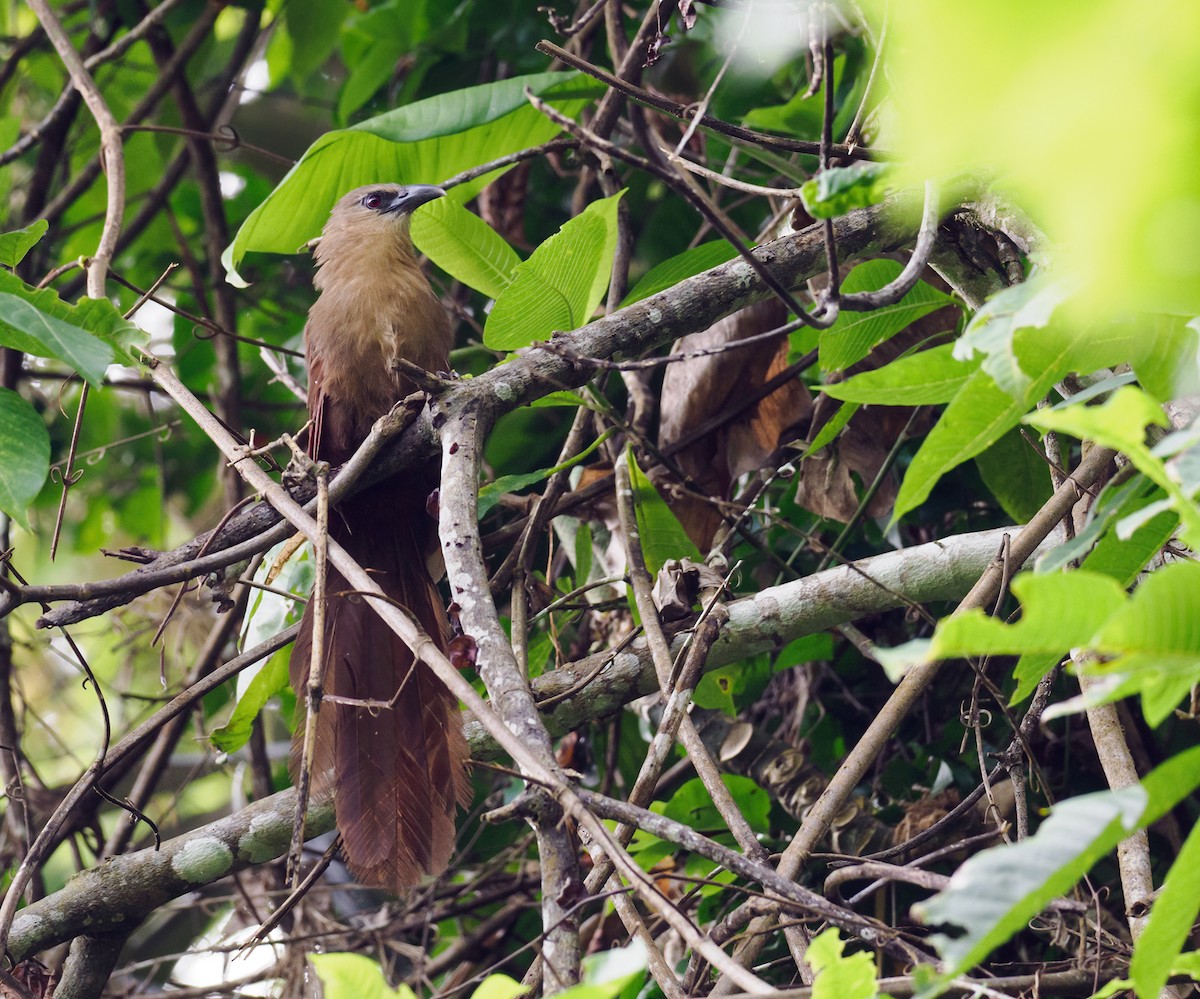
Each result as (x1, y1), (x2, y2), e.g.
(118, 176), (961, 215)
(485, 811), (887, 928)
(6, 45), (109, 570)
(290, 184), (471, 891)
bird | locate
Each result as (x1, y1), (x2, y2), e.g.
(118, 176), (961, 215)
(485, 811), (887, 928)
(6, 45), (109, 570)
(289, 183), (471, 891)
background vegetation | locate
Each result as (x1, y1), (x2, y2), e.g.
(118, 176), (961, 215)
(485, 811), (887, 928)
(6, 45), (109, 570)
(0, 0), (1198, 997)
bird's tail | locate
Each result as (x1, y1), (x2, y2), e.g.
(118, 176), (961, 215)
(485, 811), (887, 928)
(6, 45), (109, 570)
(290, 487), (471, 891)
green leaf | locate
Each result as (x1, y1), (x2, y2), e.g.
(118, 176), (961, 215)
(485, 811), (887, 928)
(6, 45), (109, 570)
(624, 447), (701, 576)
(929, 571), (1127, 659)
(410, 197), (520, 300)
(0, 219), (48, 267)
(0, 292), (113, 386)
(310, 952), (415, 999)
(469, 975), (527, 999)
(283, 0), (349, 80)
(211, 651), (290, 753)
(477, 428), (614, 520)
(820, 343), (975, 405)
(974, 427), (1052, 523)
(694, 654), (772, 716)
(877, 0), (1200, 315)
(954, 276), (1073, 399)
(337, 1), (423, 121)
(1028, 386), (1200, 548)
(664, 775), (770, 835)
(484, 191), (625, 350)
(819, 260), (955, 373)
(1130, 818), (1200, 999)
(0, 388), (50, 531)
(800, 162), (892, 220)
(530, 390), (590, 409)
(0, 270), (145, 365)
(892, 306), (1154, 523)
(1081, 560), (1200, 725)
(774, 632), (835, 668)
(892, 367), (1032, 521)
(914, 746), (1200, 994)
(620, 241), (738, 308)
(807, 928), (883, 999)
(1013, 483), (1178, 701)
(212, 546), (311, 751)
(802, 399), (858, 457)
(225, 72), (601, 283)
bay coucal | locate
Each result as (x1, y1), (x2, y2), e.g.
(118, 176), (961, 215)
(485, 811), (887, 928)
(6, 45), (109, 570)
(289, 183), (470, 891)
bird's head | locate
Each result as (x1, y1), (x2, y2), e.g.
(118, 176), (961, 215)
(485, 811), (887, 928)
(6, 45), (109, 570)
(315, 183), (445, 265)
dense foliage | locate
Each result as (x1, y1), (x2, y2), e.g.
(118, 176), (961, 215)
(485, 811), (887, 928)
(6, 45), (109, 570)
(0, 1), (1198, 997)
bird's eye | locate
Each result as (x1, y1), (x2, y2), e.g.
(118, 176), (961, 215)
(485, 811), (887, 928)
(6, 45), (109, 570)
(362, 192), (385, 210)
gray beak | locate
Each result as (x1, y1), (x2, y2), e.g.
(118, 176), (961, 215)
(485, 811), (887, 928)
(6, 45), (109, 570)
(384, 185), (446, 215)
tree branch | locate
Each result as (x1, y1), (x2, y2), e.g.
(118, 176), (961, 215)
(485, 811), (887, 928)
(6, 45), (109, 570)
(8, 523), (1066, 963)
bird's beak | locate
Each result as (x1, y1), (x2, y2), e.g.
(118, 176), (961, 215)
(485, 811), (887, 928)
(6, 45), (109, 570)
(383, 185), (446, 215)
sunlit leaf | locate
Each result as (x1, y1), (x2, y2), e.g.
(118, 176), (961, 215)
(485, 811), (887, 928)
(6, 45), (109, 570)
(807, 928), (884, 999)
(874, 0), (1200, 315)
(929, 571), (1126, 659)
(411, 197), (520, 300)
(310, 952), (415, 998)
(484, 191), (624, 350)
(225, 72), (601, 284)
(1130, 818), (1200, 999)
(1028, 386), (1200, 547)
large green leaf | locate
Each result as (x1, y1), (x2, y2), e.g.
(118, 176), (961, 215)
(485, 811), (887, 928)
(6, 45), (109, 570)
(954, 276), (1072, 399)
(1084, 560), (1200, 725)
(224, 72), (600, 283)
(891, 318), (1139, 522)
(0, 219), (48, 267)
(820, 343), (975, 405)
(0, 292), (113, 387)
(0, 388), (50, 531)
(0, 270), (145, 366)
(923, 556), (1200, 725)
(483, 191), (624, 350)
(875, 0), (1200, 315)
(819, 259), (956, 373)
(310, 953), (414, 999)
(914, 746), (1200, 997)
(410, 197), (520, 301)
(1012, 482), (1177, 701)
(1130, 817), (1200, 999)
(929, 571), (1127, 659)
(1128, 811), (1200, 999)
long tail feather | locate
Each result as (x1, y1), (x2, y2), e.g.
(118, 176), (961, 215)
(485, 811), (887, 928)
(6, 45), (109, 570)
(290, 487), (470, 891)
